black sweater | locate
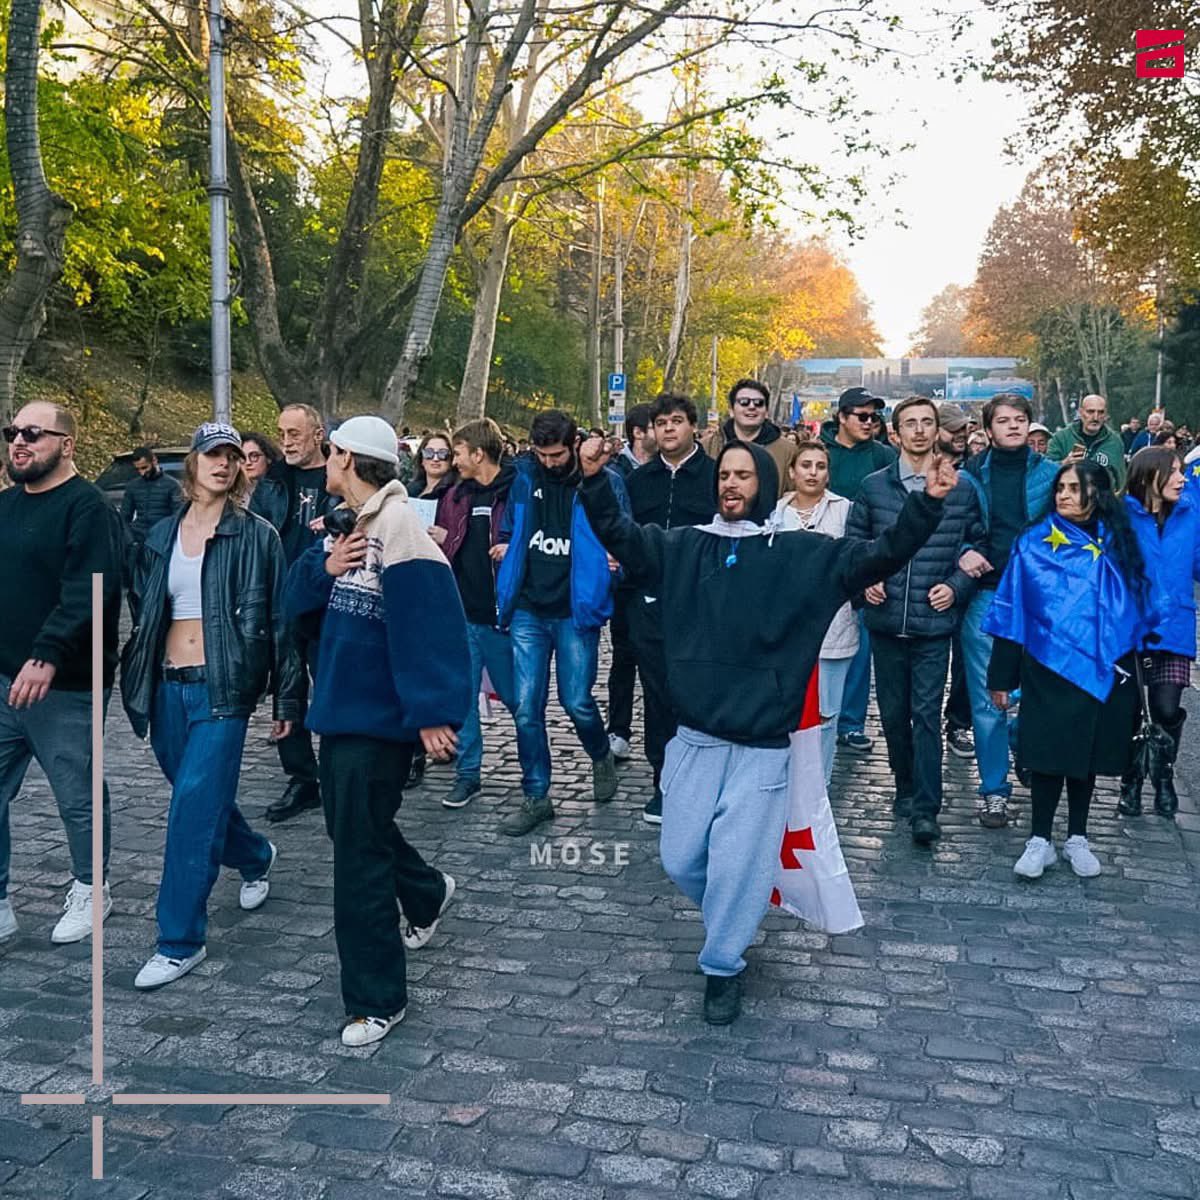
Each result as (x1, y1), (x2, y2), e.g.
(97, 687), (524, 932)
(0, 475), (121, 689)
(626, 448), (716, 530)
(579, 471), (943, 747)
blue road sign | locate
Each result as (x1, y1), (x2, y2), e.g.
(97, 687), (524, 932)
(608, 372), (626, 392)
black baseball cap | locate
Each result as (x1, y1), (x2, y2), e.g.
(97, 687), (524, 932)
(837, 387), (885, 413)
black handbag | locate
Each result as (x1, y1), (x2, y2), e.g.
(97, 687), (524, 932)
(1131, 656), (1173, 782)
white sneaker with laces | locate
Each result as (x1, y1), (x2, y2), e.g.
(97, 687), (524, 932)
(1062, 835), (1101, 878)
(402, 873), (455, 951)
(239, 843), (277, 911)
(51, 880), (112, 944)
(1013, 837), (1057, 879)
(134, 947), (207, 990)
(608, 733), (632, 760)
(0, 897), (17, 941)
(342, 1009), (405, 1046)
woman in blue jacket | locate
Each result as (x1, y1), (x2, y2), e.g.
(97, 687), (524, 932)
(1121, 447), (1195, 817)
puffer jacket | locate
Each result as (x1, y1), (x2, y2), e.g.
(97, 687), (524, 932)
(1125, 491), (1200, 658)
(847, 461), (983, 638)
(120, 503), (303, 739)
(773, 491), (859, 659)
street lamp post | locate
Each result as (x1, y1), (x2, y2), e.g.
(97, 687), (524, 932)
(208, 0), (232, 423)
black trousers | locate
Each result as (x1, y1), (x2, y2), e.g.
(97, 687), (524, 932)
(606, 591), (638, 741)
(1030, 772), (1093, 840)
(944, 634), (971, 731)
(319, 735), (445, 1018)
(871, 633), (951, 818)
(627, 597), (676, 790)
(277, 639), (319, 785)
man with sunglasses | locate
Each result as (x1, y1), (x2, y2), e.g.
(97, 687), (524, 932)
(251, 403), (340, 823)
(0, 403), (122, 944)
(701, 379), (790, 497)
(819, 387), (898, 756)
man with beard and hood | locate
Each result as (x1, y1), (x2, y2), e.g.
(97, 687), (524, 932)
(494, 410), (630, 836)
(702, 379), (790, 497)
(0, 402), (122, 946)
(577, 435), (955, 1024)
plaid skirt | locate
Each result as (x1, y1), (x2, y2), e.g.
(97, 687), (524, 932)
(1142, 651), (1192, 688)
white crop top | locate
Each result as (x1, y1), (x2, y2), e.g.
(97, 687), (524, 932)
(168, 531), (204, 619)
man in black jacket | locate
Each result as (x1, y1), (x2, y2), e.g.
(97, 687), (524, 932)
(624, 393), (715, 824)
(250, 403), (340, 822)
(578, 434), (953, 1024)
(121, 447), (182, 543)
(848, 396), (984, 845)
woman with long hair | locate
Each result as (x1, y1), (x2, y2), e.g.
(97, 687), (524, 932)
(985, 460), (1149, 880)
(407, 432), (458, 501)
(1121, 446), (1196, 817)
(773, 441), (857, 785)
(121, 423), (301, 989)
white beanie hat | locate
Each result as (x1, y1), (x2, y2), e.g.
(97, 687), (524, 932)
(330, 415), (399, 465)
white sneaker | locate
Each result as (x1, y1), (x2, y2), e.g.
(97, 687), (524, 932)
(341, 1009), (405, 1046)
(51, 880), (112, 944)
(402, 873), (455, 951)
(608, 733), (632, 760)
(134, 947), (207, 990)
(0, 898), (17, 941)
(1062, 835), (1101, 878)
(1013, 836), (1057, 879)
(239, 843), (277, 911)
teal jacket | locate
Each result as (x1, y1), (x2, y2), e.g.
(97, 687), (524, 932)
(1046, 420), (1126, 490)
(819, 420), (898, 500)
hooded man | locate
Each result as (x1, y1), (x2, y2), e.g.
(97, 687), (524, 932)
(577, 435), (955, 1025)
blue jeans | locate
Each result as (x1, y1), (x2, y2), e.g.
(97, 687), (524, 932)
(150, 681), (272, 957)
(510, 609), (609, 799)
(837, 614), (871, 736)
(818, 656), (852, 787)
(962, 590), (1013, 798)
(457, 623), (516, 784)
(659, 727), (790, 976)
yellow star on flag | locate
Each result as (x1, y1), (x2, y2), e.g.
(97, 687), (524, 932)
(1043, 523), (1070, 552)
(1192, 462), (1200, 479)
(1083, 540), (1103, 561)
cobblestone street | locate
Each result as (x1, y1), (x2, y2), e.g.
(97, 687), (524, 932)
(3, 642), (1200, 1200)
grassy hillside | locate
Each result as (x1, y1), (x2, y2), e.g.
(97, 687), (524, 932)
(12, 343), (471, 481)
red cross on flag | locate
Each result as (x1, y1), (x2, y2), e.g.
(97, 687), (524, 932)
(770, 667), (863, 934)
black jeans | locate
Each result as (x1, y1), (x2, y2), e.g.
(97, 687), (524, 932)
(944, 634), (971, 731)
(606, 591), (638, 741)
(1030, 772), (1093, 840)
(277, 638), (319, 786)
(871, 633), (951, 818)
(319, 735), (446, 1018)
(627, 597), (677, 790)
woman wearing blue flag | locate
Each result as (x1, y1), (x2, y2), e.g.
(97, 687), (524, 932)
(1121, 448), (1195, 818)
(984, 461), (1150, 879)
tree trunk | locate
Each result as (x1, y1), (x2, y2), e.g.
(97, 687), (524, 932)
(662, 203), (692, 390)
(588, 179), (605, 427)
(0, 0), (72, 424)
(456, 196), (517, 422)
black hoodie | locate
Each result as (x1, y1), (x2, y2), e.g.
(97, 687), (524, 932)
(579, 446), (943, 747)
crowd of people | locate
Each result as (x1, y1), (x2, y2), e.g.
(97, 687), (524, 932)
(0, 381), (1195, 1034)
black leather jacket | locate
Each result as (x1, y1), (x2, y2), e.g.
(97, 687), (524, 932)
(120, 504), (303, 739)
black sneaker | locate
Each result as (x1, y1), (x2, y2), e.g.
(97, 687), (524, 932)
(837, 731), (873, 753)
(911, 815), (942, 845)
(703, 973), (743, 1024)
(443, 779), (481, 809)
(643, 789), (663, 825)
(501, 794), (554, 836)
(946, 727), (974, 758)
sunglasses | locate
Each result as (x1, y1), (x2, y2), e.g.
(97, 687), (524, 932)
(422, 448), (451, 461)
(3, 424), (69, 444)
(845, 411), (877, 423)
(733, 396), (767, 410)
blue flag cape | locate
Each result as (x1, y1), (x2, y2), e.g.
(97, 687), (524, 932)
(982, 515), (1149, 702)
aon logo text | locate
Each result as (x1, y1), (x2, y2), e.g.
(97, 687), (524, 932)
(529, 530), (571, 556)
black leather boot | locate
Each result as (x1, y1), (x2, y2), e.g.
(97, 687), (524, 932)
(1153, 713), (1186, 818)
(1117, 769), (1143, 816)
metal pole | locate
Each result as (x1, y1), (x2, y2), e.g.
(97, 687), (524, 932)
(710, 335), (718, 412)
(208, 0), (232, 423)
(1154, 270), (1164, 413)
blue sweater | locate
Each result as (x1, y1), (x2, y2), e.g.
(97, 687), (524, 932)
(285, 481), (471, 741)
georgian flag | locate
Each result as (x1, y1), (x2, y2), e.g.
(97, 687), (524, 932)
(770, 667), (864, 934)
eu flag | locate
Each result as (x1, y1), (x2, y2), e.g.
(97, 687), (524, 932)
(982, 515), (1150, 702)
